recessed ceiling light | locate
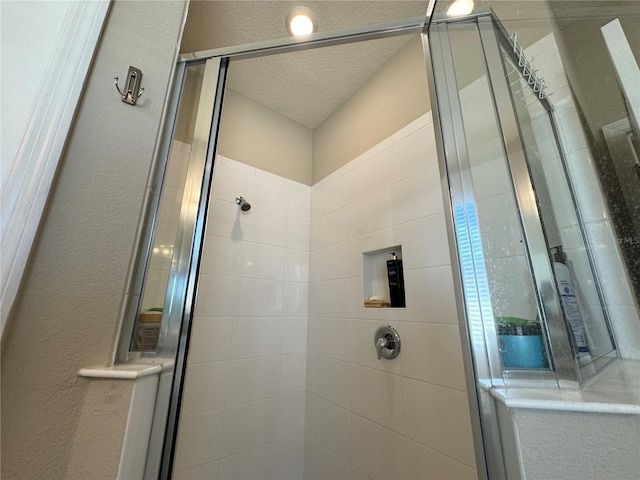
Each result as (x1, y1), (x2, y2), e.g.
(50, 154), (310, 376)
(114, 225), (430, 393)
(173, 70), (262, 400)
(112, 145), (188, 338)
(447, 0), (474, 17)
(286, 6), (317, 36)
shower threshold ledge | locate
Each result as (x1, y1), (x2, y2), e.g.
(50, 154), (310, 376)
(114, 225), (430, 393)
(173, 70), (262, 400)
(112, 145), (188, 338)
(486, 359), (640, 415)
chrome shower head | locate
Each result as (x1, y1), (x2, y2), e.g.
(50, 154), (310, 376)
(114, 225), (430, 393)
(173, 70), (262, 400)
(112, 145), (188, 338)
(235, 196), (251, 211)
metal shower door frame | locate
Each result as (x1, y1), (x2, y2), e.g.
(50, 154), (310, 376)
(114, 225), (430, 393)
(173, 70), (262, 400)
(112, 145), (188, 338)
(422, 21), (496, 480)
(144, 56), (229, 479)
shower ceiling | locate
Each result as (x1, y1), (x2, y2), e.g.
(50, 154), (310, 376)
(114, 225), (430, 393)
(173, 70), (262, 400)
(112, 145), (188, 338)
(180, 1), (431, 128)
(180, 1), (638, 129)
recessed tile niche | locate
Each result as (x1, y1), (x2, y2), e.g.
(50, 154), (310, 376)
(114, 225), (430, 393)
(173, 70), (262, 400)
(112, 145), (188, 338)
(362, 245), (405, 308)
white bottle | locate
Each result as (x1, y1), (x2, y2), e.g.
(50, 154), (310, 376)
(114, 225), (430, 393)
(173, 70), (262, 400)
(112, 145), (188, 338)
(551, 246), (592, 365)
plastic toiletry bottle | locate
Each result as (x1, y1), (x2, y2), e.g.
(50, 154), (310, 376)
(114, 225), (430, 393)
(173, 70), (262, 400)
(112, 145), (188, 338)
(386, 252), (406, 308)
(551, 246), (592, 365)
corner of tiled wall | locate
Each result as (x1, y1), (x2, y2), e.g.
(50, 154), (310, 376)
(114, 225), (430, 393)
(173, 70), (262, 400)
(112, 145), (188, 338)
(306, 112), (477, 480)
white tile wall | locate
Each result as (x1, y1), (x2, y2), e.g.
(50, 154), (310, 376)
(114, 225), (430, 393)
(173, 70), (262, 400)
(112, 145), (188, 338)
(402, 378), (476, 467)
(275, 434), (306, 480)
(405, 438), (477, 480)
(173, 460), (219, 480)
(398, 267), (459, 324)
(400, 323), (467, 391)
(214, 433), (306, 480)
(306, 113), (478, 478)
(173, 409), (225, 472)
(180, 362), (228, 414)
(225, 357), (281, 406)
(175, 117), (477, 479)
(304, 436), (352, 480)
(306, 395), (352, 462)
(350, 365), (405, 433)
(174, 156), (309, 479)
(217, 443), (277, 480)
(307, 354), (352, 410)
(220, 399), (279, 457)
(350, 415), (409, 480)
(280, 353), (307, 395)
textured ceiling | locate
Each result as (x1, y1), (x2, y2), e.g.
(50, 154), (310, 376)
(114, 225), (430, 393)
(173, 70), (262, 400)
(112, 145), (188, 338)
(224, 37), (416, 128)
(180, 1), (640, 128)
(181, 1), (430, 128)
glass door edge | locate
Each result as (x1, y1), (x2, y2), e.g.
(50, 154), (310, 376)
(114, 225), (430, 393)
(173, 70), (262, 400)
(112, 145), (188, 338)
(115, 61), (189, 365)
(423, 24), (494, 480)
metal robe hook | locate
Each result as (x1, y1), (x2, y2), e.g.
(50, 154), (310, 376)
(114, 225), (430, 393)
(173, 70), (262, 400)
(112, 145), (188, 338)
(115, 66), (144, 105)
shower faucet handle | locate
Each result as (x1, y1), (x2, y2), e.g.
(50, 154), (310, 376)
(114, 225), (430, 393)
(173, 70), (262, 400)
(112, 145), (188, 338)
(374, 325), (401, 360)
(376, 336), (388, 360)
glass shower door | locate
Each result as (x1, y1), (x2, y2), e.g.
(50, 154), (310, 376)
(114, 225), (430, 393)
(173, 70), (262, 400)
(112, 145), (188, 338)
(476, 15), (616, 375)
(428, 11), (619, 478)
(428, 12), (616, 389)
(494, 37), (616, 364)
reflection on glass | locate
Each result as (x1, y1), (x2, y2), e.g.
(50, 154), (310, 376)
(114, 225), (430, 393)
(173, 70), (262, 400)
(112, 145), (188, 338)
(132, 63), (206, 352)
(549, 8), (640, 306)
(447, 22), (552, 374)
(499, 45), (615, 365)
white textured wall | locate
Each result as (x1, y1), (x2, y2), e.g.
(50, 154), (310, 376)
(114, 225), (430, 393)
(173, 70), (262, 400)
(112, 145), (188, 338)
(64, 379), (135, 478)
(0, 1), (187, 477)
(305, 113), (477, 479)
(173, 156), (310, 479)
(218, 90), (313, 185)
(511, 408), (640, 480)
(312, 35), (430, 183)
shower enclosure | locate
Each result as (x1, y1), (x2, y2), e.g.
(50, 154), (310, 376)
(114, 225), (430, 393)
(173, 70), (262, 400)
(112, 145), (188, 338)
(428, 10), (617, 387)
(118, 15), (485, 479)
(427, 7), (638, 479)
(115, 3), (638, 480)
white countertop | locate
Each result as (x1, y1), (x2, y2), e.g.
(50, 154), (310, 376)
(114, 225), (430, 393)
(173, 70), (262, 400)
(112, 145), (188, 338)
(490, 359), (640, 415)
